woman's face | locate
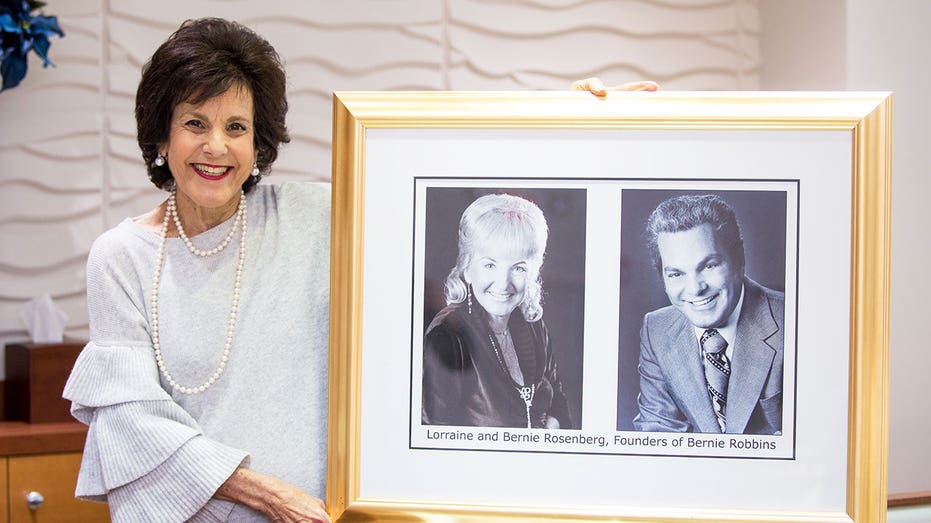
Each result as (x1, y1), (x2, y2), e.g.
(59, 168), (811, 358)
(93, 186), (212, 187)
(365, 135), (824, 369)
(464, 244), (531, 322)
(162, 85), (256, 216)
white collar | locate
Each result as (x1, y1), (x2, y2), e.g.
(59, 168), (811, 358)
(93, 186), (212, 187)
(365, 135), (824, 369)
(693, 283), (745, 356)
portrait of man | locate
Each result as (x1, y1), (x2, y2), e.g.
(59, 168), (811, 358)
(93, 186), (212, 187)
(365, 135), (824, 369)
(619, 191), (787, 435)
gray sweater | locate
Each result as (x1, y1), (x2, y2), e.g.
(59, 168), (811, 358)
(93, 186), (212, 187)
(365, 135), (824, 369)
(63, 183), (330, 522)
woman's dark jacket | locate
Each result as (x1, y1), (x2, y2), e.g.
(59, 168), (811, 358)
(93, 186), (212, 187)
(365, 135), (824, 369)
(421, 304), (572, 429)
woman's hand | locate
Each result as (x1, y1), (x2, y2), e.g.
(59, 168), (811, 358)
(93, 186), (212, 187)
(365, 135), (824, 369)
(544, 415), (561, 429)
(261, 483), (329, 523)
(216, 467), (330, 523)
(571, 77), (658, 97)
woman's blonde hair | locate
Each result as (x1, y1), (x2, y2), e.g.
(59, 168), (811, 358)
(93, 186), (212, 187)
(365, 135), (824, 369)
(444, 193), (548, 322)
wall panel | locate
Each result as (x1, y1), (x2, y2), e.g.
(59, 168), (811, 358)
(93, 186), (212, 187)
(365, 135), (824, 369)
(0, 0), (759, 373)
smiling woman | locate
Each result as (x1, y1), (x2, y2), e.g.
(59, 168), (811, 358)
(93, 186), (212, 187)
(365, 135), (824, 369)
(164, 86), (257, 230)
(421, 193), (572, 430)
(134, 18), (288, 195)
(62, 18), (331, 523)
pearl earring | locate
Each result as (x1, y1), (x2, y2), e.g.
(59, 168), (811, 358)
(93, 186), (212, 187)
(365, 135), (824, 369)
(251, 163), (260, 177)
(154, 154), (166, 167)
(467, 285), (473, 315)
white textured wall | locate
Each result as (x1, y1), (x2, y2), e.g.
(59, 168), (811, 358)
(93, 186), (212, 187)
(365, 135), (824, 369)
(758, 0), (846, 90)
(0, 0), (761, 357)
(0, 0), (105, 355)
(845, 0), (931, 497)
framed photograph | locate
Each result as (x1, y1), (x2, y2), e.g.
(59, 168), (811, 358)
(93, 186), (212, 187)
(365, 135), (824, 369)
(327, 92), (892, 522)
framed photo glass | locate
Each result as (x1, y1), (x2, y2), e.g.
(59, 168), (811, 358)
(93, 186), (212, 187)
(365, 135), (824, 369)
(327, 91), (892, 522)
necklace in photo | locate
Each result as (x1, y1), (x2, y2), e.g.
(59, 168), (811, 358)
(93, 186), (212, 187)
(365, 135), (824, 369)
(487, 330), (535, 428)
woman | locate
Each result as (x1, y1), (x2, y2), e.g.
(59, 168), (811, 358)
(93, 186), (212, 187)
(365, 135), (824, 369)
(63, 19), (330, 522)
(421, 193), (572, 429)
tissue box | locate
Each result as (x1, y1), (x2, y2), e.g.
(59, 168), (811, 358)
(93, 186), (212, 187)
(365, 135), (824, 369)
(5, 341), (84, 423)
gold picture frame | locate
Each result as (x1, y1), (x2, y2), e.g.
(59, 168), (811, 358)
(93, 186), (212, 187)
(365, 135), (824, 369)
(327, 91), (892, 522)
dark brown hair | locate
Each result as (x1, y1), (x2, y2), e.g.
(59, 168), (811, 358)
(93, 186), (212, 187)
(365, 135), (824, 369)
(645, 194), (746, 275)
(135, 18), (290, 193)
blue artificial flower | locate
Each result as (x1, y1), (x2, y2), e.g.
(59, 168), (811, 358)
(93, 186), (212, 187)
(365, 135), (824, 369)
(0, 0), (64, 91)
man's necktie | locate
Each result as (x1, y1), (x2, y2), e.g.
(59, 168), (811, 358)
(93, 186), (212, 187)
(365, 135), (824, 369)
(700, 328), (730, 432)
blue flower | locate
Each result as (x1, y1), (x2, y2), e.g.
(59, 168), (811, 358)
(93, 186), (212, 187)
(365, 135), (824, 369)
(0, 0), (64, 91)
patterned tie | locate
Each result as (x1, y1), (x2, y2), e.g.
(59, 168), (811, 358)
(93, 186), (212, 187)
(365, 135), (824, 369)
(700, 328), (730, 432)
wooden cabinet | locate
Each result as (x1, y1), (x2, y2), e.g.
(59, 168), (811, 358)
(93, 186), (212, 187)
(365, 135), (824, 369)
(0, 422), (109, 522)
(0, 456), (7, 522)
(4, 452), (110, 522)
(0, 343), (109, 520)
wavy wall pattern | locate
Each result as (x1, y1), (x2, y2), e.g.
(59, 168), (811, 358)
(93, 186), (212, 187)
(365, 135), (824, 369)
(0, 0), (760, 376)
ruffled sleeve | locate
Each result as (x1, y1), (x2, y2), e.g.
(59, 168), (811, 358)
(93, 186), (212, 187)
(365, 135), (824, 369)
(62, 224), (248, 522)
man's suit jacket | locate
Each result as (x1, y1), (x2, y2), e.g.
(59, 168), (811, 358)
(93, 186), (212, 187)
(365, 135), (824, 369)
(633, 277), (784, 434)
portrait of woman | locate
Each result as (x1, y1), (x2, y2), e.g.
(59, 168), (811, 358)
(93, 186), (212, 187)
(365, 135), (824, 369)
(421, 189), (584, 430)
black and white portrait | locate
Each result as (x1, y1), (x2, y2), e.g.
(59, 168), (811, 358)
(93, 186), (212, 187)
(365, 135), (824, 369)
(616, 189), (789, 435)
(420, 186), (586, 430)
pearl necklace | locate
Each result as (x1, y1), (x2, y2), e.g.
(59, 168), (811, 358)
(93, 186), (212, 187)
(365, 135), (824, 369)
(150, 190), (247, 394)
(172, 191), (244, 256)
